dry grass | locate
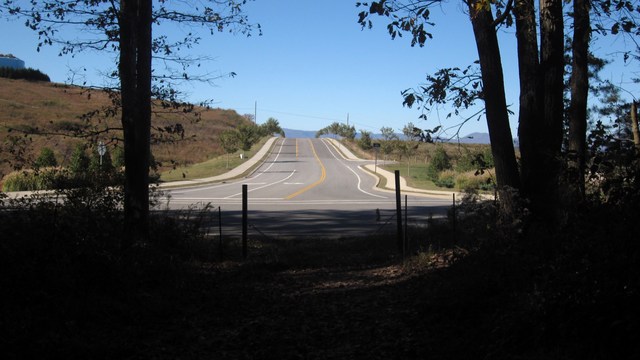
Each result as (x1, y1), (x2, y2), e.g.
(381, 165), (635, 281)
(0, 78), (250, 179)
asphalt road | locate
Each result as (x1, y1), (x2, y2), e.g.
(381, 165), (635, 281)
(162, 138), (453, 239)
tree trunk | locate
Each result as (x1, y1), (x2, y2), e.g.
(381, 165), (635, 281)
(468, 1), (521, 199)
(119, 0), (153, 249)
(540, 0), (565, 154)
(522, 0), (564, 222)
(568, 0), (590, 200)
(514, 0), (541, 196)
(631, 101), (640, 149)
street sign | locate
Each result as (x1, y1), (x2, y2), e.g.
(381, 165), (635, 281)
(98, 141), (106, 165)
(98, 141), (106, 156)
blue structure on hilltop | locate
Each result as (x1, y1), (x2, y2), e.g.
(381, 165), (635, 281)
(0, 54), (25, 69)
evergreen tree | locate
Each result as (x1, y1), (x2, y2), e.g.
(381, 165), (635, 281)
(358, 130), (373, 150)
(34, 147), (57, 169)
(68, 144), (89, 176)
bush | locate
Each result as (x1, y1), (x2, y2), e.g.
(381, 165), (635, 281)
(456, 148), (494, 173)
(427, 146), (451, 181)
(455, 170), (495, 191)
(112, 146), (125, 168)
(68, 144), (90, 175)
(434, 170), (456, 188)
(1, 168), (68, 192)
(358, 130), (373, 150)
(34, 147), (58, 169)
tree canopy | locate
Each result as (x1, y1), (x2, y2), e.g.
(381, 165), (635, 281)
(1, 0), (259, 246)
(358, 0), (640, 224)
(316, 122), (356, 139)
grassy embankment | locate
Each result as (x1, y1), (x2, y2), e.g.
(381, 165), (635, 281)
(159, 136), (271, 183)
(340, 138), (495, 192)
(0, 77), (251, 182)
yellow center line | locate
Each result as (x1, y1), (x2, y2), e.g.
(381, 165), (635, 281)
(285, 139), (326, 200)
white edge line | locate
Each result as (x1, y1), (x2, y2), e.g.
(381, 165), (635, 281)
(320, 139), (387, 199)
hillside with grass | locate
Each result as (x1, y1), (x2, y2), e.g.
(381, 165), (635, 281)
(340, 137), (496, 192)
(0, 77), (251, 182)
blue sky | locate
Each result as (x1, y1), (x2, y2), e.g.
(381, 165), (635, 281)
(1, 1), (637, 137)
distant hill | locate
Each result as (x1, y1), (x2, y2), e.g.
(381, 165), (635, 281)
(454, 132), (492, 144)
(283, 128), (317, 138)
(0, 78), (251, 179)
(283, 128), (494, 144)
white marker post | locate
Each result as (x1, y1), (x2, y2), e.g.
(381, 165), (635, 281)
(98, 141), (106, 166)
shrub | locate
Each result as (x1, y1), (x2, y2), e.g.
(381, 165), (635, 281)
(455, 150), (477, 172)
(112, 146), (125, 168)
(34, 147), (57, 169)
(1, 168), (68, 192)
(358, 130), (373, 150)
(455, 170), (495, 191)
(434, 170), (456, 188)
(68, 144), (90, 176)
(427, 146), (451, 181)
(456, 148), (494, 173)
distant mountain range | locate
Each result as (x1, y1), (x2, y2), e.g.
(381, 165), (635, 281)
(283, 128), (495, 145)
(454, 132), (492, 144)
(282, 128), (318, 139)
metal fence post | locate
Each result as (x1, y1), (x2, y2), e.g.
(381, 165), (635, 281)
(452, 193), (457, 245)
(218, 206), (223, 260)
(242, 184), (248, 260)
(395, 170), (403, 253)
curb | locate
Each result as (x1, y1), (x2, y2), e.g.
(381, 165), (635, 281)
(158, 137), (278, 189)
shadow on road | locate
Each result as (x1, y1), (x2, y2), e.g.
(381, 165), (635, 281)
(208, 206), (450, 240)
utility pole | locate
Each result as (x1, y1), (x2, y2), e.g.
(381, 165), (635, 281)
(254, 101), (257, 124)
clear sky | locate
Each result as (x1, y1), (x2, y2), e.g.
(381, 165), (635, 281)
(1, 1), (637, 138)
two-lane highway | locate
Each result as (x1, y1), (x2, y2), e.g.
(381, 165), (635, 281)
(164, 138), (451, 238)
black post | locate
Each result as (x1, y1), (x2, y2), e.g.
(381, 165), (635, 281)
(242, 184), (248, 259)
(404, 194), (408, 258)
(218, 206), (223, 260)
(452, 193), (457, 244)
(395, 170), (403, 252)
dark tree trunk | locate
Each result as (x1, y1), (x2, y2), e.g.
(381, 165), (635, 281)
(632, 102), (640, 149)
(520, 0), (564, 222)
(568, 0), (591, 200)
(119, 0), (153, 249)
(514, 0), (541, 196)
(468, 2), (521, 199)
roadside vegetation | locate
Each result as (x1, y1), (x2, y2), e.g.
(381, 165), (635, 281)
(0, 78), (284, 190)
(333, 126), (497, 192)
(159, 135), (272, 182)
